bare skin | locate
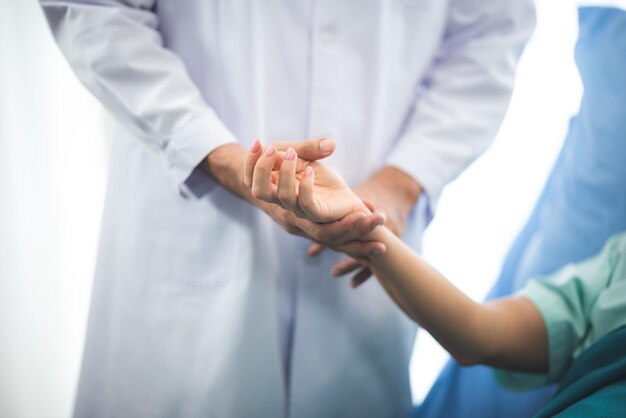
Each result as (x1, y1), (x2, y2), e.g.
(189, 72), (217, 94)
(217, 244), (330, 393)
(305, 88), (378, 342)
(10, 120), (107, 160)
(245, 148), (549, 373)
(311, 166), (422, 287)
(205, 138), (387, 260)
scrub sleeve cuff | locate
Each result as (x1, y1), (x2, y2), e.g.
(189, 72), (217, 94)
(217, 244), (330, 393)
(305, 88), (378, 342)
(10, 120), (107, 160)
(493, 281), (576, 391)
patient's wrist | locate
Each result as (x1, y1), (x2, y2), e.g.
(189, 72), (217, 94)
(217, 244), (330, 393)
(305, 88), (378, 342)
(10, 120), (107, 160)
(368, 225), (387, 241)
(367, 226), (396, 254)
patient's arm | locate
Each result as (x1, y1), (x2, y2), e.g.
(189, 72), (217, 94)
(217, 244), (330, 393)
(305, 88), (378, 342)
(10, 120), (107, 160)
(246, 151), (548, 373)
(247, 151), (548, 371)
(244, 139), (388, 259)
(368, 226), (548, 373)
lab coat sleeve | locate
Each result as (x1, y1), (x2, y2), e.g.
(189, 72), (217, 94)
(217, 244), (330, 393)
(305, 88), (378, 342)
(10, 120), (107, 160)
(39, 0), (238, 197)
(385, 0), (535, 210)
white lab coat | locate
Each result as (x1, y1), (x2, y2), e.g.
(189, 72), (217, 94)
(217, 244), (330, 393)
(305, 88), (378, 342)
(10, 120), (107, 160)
(40, 1), (535, 417)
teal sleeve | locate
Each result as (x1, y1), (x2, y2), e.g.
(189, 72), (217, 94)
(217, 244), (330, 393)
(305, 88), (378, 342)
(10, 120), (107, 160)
(494, 234), (626, 391)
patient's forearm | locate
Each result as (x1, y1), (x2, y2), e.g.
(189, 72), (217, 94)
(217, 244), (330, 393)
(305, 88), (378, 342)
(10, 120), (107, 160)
(367, 227), (548, 372)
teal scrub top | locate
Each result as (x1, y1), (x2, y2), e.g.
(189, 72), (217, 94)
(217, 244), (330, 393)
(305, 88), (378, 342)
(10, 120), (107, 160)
(496, 232), (626, 391)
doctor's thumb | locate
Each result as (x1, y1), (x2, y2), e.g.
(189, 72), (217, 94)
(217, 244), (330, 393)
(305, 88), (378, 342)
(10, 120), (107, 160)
(272, 137), (336, 161)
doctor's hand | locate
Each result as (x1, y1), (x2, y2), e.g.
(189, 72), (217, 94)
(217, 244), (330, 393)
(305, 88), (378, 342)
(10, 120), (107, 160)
(243, 138), (387, 259)
(311, 167), (422, 287)
(206, 137), (384, 259)
(245, 138), (365, 222)
(258, 202), (387, 262)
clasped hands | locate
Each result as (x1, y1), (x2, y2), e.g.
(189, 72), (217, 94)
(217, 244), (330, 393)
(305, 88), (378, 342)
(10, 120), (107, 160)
(242, 137), (418, 287)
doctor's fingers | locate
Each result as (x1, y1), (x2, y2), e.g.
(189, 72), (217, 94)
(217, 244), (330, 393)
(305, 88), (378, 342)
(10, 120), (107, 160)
(331, 257), (364, 277)
(244, 138), (263, 188)
(271, 137), (336, 162)
(335, 211), (386, 244)
(329, 241), (385, 268)
(350, 267), (373, 288)
(302, 211), (386, 246)
(331, 257), (374, 287)
(251, 145), (280, 203)
(293, 212), (368, 244)
(245, 141), (292, 194)
(296, 166), (325, 221)
(305, 208), (384, 255)
(307, 242), (326, 257)
(277, 148), (307, 218)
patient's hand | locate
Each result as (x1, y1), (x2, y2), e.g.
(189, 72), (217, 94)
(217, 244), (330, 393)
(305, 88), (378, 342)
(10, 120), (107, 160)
(245, 140), (366, 223)
(244, 138), (388, 262)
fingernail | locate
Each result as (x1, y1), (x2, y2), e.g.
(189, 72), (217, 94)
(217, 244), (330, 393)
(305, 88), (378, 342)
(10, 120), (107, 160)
(319, 138), (332, 154)
(303, 166), (313, 177)
(285, 147), (296, 161)
(264, 145), (276, 157)
(370, 248), (384, 256)
(250, 138), (261, 153)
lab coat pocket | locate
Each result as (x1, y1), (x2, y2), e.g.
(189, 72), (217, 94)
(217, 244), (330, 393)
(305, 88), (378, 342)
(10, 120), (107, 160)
(134, 186), (245, 289)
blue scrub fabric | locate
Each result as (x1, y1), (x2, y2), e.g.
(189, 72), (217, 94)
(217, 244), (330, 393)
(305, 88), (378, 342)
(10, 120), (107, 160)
(415, 7), (626, 418)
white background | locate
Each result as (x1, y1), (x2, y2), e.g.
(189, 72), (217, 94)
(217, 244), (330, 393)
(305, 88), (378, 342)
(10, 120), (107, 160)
(0, 1), (581, 416)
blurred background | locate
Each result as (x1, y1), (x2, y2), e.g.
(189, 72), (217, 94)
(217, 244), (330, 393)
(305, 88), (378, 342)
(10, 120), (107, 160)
(0, 1), (581, 417)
